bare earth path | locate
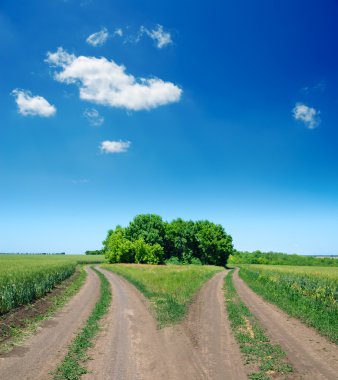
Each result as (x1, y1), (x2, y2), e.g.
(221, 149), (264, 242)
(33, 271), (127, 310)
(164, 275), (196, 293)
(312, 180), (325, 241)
(84, 268), (246, 380)
(0, 267), (101, 380)
(233, 268), (338, 380)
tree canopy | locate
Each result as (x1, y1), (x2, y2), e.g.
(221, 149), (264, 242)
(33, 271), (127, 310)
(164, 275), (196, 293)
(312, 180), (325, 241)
(102, 214), (233, 266)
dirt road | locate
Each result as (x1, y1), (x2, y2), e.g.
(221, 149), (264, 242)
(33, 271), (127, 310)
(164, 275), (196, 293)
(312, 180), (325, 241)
(162, 270), (247, 380)
(84, 268), (246, 380)
(5, 265), (335, 380)
(0, 267), (100, 380)
(233, 269), (338, 380)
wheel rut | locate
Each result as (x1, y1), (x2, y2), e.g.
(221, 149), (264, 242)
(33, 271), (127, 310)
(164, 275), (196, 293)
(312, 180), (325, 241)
(84, 268), (247, 380)
(0, 267), (101, 380)
(233, 268), (338, 380)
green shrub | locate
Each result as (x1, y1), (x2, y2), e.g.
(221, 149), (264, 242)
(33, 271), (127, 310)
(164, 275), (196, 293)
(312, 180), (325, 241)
(134, 240), (163, 264)
(165, 256), (182, 265)
(104, 227), (135, 263)
(190, 257), (202, 265)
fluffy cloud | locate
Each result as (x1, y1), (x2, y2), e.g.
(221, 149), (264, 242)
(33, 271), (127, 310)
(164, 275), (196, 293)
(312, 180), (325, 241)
(292, 103), (321, 129)
(45, 48), (182, 110)
(86, 28), (109, 47)
(45, 48), (76, 67)
(141, 24), (172, 48)
(83, 108), (104, 126)
(12, 89), (56, 117)
(114, 28), (123, 37)
(100, 140), (131, 153)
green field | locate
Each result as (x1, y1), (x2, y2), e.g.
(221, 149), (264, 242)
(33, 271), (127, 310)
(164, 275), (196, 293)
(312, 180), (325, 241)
(239, 265), (338, 343)
(102, 263), (224, 327)
(0, 255), (105, 314)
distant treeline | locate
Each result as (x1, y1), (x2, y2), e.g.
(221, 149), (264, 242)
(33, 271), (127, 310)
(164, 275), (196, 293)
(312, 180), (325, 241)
(101, 214), (234, 266)
(229, 250), (338, 267)
(0, 252), (65, 255)
(85, 250), (103, 255)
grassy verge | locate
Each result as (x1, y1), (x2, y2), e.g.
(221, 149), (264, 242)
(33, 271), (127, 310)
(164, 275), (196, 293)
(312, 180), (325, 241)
(0, 267), (87, 354)
(239, 265), (338, 344)
(224, 270), (293, 380)
(102, 263), (224, 327)
(53, 267), (111, 380)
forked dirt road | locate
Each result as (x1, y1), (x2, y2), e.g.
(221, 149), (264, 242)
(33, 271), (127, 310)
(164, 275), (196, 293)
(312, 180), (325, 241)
(2, 266), (336, 380)
(0, 267), (101, 380)
(233, 269), (338, 380)
(84, 268), (247, 380)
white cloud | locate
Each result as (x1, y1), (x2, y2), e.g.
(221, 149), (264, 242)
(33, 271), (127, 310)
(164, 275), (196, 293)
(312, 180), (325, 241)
(86, 28), (109, 47)
(114, 28), (123, 37)
(141, 24), (172, 48)
(83, 108), (104, 126)
(12, 89), (56, 117)
(100, 140), (131, 153)
(45, 48), (182, 111)
(46, 48), (76, 67)
(292, 103), (321, 129)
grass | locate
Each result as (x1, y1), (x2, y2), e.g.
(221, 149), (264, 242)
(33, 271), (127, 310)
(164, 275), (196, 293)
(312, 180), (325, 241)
(53, 267), (111, 380)
(102, 263), (224, 327)
(0, 255), (105, 314)
(238, 265), (338, 344)
(224, 270), (293, 380)
(0, 267), (87, 354)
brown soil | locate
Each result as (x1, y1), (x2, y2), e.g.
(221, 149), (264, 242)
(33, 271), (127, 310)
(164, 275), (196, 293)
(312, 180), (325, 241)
(84, 268), (247, 380)
(0, 270), (80, 347)
(0, 267), (100, 380)
(233, 268), (338, 380)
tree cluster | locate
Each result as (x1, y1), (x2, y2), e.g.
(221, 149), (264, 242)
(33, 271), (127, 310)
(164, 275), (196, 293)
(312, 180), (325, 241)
(228, 250), (338, 267)
(102, 214), (233, 266)
(85, 250), (103, 255)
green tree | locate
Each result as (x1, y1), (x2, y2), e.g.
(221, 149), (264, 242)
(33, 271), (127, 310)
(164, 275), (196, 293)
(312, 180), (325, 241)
(164, 218), (197, 261)
(104, 227), (135, 263)
(194, 220), (233, 266)
(102, 216), (235, 266)
(85, 250), (102, 255)
(125, 214), (167, 246)
(133, 239), (164, 264)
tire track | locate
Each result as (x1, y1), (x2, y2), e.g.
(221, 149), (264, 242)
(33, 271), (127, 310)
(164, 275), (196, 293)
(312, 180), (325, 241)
(161, 271), (247, 380)
(84, 268), (247, 380)
(0, 267), (101, 380)
(83, 267), (170, 380)
(233, 268), (338, 380)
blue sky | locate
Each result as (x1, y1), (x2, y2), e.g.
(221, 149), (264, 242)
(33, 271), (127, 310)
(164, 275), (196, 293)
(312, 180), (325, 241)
(1, 0), (338, 254)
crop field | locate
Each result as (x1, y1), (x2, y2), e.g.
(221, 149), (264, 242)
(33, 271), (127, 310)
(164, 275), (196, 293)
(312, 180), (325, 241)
(0, 255), (105, 314)
(102, 263), (224, 326)
(239, 265), (338, 343)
